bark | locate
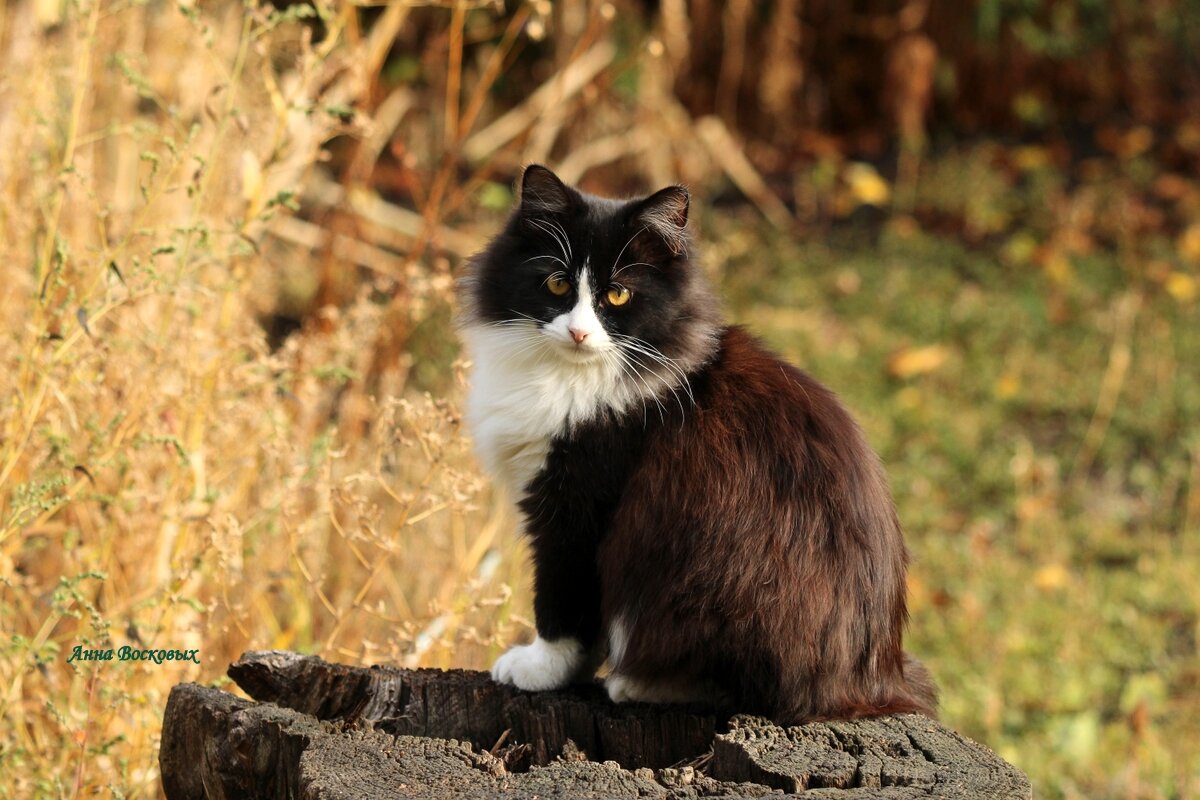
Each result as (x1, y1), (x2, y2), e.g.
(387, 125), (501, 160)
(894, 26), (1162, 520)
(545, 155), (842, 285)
(159, 650), (1030, 799)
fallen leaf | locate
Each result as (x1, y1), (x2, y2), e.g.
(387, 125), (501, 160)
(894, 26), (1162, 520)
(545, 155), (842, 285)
(1034, 563), (1070, 591)
(1016, 495), (1049, 522)
(994, 372), (1020, 400)
(845, 162), (890, 207)
(834, 268), (861, 295)
(1166, 272), (1197, 303)
(888, 344), (949, 378)
(1153, 173), (1192, 201)
(1099, 125), (1154, 159)
(1013, 145), (1051, 172)
(1122, 125), (1154, 158)
(1176, 121), (1200, 153)
(1177, 224), (1200, 264)
(1042, 250), (1074, 286)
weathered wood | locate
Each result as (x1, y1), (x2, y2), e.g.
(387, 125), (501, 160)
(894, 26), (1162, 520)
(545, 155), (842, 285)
(160, 650), (1031, 799)
(227, 649), (719, 771)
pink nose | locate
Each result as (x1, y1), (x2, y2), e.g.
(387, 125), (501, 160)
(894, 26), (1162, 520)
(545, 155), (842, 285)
(570, 328), (588, 344)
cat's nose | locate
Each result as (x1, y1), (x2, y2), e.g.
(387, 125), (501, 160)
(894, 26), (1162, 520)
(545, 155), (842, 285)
(569, 328), (589, 344)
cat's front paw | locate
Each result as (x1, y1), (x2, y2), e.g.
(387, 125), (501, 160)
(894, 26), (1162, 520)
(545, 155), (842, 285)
(491, 636), (584, 691)
(606, 672), (707, 705)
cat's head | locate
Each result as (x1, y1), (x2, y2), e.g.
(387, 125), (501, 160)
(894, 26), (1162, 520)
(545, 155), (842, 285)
(461, 165), (720, 374)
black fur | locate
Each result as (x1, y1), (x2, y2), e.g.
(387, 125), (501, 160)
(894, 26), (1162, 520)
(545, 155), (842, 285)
(462, 166), (937, 724)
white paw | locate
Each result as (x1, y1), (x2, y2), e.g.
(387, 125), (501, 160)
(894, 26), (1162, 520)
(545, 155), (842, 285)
(606, 673), (706, 705)
(491, 636), (583, 692)
(605, 672), (641, 703)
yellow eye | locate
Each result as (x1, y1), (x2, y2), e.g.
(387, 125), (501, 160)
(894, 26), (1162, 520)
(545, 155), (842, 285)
(546, 274), (571, 296)
(606, 285), (631, 306)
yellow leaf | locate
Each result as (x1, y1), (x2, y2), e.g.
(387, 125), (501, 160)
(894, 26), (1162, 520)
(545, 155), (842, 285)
(1177, 121), (1200, 153)
(1166, 272), (1197, 303)
(1177, 224), (1200, 264)
(845, 162), (890, 207)
(1013, 145), (1051, 172)
(994, 372), (1020, 400)
(1002, 232), (1038, 266)
(888, 345), (949, 378)
(1044, 251), (1074, 285)
(1016, 495), (1048, 522)
(1122, 125), (1154, 159)
(1034, 563), (1070, 591)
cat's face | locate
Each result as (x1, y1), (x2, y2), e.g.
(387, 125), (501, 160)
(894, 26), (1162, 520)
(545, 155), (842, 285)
(464, 166), (711, 369)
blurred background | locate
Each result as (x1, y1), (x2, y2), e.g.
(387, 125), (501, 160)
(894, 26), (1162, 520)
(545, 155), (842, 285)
(1, 0), (1198, 796)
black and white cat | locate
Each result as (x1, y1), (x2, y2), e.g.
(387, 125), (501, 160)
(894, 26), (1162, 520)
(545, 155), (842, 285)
(459, 165), (937, 723)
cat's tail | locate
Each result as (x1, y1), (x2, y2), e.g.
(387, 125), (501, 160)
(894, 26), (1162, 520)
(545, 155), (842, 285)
(899, 652), (939, 718)
(773, 652), (939, 725)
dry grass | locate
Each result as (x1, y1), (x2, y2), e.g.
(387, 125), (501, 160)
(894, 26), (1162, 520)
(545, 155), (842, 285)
(0, 1), (538, 795)
(2, 1), (1198, 798)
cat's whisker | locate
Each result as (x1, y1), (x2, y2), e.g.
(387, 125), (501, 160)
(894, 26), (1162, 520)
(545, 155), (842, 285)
(621, 338), (695, 404)
(529, 218), (572, 266)
(507, 338), (555, 363)
(546, 217), (573, 261)
(522, 254), (569, 270)
(507, 309), (549, 325)
(610, 225), (649, 278)
(621, 353), (692, 428)
(483, 326), (546, 348)
(613, 335), (697, 409)
(611, 261), (660, 279)
(614, 332), (688, 373)
(483, 319), (536, 329)
(483, 324), (556, 363)
(608, 348), (664, 426)
(612, 345), (675, 424)
(642, 362), (691, 432)
(527, 219), (563, 259)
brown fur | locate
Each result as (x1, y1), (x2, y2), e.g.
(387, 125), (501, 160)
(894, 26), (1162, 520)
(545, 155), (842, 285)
(465, 166), (936, 724)
(597, 327), (937, 723)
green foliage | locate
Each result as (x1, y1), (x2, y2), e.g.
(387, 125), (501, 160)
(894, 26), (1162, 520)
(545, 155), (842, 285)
(713, 185), (1200, 798)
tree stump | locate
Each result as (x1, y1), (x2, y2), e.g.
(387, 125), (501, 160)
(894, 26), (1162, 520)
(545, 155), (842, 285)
(160, 650), (1030, 799)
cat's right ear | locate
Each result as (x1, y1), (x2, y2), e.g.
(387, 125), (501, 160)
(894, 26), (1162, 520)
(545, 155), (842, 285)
(519, 165), (572, 217)
(635, 185), (690, 256)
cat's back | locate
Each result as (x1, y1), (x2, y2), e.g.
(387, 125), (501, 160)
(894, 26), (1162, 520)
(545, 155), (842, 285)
(608, 325), (905, 588)
(669, 326), (884, 492)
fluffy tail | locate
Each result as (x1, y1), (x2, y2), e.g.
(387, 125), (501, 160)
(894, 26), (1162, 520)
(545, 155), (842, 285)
(901, 652), (939, 718)
(772, 652), (939, 725)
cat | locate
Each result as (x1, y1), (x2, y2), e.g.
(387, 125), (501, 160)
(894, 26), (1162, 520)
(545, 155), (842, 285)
(458, 164), (937, 724)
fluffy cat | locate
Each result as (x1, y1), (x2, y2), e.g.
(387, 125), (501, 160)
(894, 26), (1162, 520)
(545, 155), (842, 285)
(459, 165), (937, 724)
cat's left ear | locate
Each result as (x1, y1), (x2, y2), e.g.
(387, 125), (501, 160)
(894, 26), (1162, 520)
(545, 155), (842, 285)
(519, 164), (573, 217)
(636, 186), (690, 256)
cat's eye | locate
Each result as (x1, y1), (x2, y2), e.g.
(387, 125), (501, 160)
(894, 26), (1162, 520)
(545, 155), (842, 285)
(606, 285), (631, 306)
(546, 274), (571, 296)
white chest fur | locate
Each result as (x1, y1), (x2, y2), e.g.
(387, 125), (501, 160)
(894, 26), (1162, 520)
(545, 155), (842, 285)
(462, 323), (636, 497)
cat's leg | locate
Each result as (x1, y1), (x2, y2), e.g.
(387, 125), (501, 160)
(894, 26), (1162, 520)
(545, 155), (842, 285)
(603, 616), (722, 706)
(491, 636), (586, 691)
(605, 672), (712, 704)
(490, 599), (597, 691)
(491, 511), (603, 691)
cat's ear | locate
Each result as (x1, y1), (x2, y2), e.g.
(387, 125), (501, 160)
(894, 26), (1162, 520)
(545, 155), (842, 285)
(519, 164), (572, 216)
(636, 186), (690, 256)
